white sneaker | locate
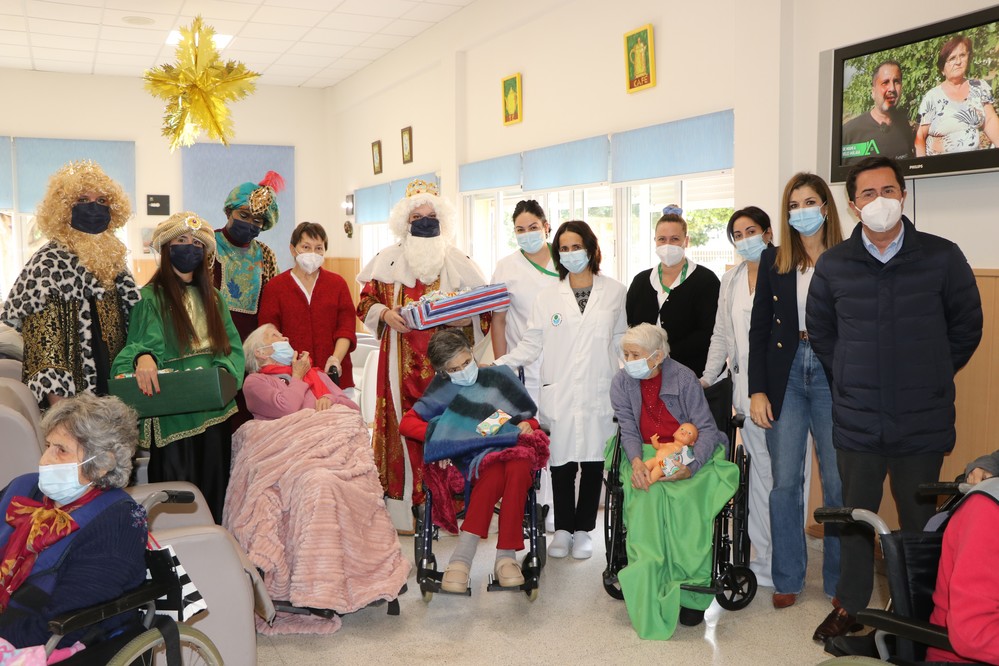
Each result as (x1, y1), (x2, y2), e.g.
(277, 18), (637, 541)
(572, 531), (592, 559)
(549, 530), (573, 558)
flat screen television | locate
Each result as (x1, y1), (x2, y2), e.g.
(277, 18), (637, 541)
(830, 6), (999, 183)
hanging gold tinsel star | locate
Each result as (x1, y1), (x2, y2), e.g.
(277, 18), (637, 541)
(144, 16), (259, 151)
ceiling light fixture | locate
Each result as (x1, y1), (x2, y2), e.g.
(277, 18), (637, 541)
(122, 15), (155, 26)
(166, 30), (233, 49)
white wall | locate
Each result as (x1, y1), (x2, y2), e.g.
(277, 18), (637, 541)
(326, 0), (998, 268)
(0, 68), (331, 267)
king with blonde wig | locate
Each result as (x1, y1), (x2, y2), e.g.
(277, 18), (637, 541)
(1, 161), (140, 407)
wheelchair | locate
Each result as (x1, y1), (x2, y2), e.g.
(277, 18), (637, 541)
(601, 374), (758, 611)
(415, 468), (547, 603)
(44, 489), (223, 666)
(815, 480), (971, 664)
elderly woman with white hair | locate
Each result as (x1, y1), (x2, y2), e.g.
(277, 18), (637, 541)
(223, 326), (408, 633)
(608, 323), (739, 640)
(0, 394), (147, 650)
(241, 323), (358, 420)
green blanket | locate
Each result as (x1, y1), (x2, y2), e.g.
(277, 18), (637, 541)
(608, 443), (739, 640)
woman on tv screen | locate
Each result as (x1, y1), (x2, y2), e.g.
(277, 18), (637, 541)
(915, 35), (999, 156)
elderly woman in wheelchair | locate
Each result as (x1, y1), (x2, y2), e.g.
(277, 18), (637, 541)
(0, 394), (146, 656)
(399, 329), (549, 597)
(608, 323), (740, 639)
(225, 324), (408, 633)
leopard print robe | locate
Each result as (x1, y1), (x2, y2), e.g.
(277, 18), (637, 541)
(1, 241), (140, 405)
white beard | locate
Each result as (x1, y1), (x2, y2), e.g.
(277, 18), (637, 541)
(402, 235), (448, 284)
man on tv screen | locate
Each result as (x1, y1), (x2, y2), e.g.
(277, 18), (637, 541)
(842, 60), (915, 163)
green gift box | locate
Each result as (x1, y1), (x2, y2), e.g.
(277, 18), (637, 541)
(108, 367), (237, 418)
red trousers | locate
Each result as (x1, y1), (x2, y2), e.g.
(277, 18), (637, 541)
(460, 459), (533, 551)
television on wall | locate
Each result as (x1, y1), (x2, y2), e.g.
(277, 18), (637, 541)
(830, 6), (999, 183)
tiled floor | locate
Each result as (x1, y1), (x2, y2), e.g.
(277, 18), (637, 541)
(255, 522), (887, 665)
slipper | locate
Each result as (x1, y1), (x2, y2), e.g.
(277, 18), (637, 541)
(494, 557), (525, 587)
(441, 561), (471, 593)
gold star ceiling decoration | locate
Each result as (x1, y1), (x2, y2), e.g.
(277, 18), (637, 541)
(144, 16), (260, 151)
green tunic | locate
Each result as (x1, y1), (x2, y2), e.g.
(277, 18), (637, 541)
(112, 284), (244, 448)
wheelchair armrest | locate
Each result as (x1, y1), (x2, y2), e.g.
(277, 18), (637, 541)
(47, 580), (171, 636)
(856, 609), (953, 653)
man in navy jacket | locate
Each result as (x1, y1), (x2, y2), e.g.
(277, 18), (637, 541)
(806, 155), (982, 642)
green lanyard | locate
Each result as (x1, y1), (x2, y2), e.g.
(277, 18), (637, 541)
(522, 244), (558, 277)
(658, 260), (688, 296)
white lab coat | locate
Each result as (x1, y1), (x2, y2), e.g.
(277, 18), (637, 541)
(490, 250), (558, 403)
(496, 274), (627, 466)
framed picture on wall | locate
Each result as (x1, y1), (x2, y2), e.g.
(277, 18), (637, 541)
(401, 126), (413, 164)
(502, 73), (522, 125)
(624, 24), (656, 93)
(371, 140), (383, 175)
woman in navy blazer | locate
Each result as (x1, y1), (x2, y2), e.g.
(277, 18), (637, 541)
(747, 172), (845, 613)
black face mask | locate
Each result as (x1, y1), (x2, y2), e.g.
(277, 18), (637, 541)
(228, 217), (262, 244)
(170, 245), (205, 273)
(410, 216), (441, 238)
(70, 202), (111, 234)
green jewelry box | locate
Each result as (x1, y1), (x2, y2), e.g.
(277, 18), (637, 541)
(108, 367), (237, 418)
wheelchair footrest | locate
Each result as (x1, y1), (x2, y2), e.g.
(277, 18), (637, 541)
(486, 574), (533, 593)
(680, 583), (717, 595)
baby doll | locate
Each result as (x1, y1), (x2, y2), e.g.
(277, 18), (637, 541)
(645, 422), (698, 482)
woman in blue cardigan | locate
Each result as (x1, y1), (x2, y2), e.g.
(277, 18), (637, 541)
(747, 172), (844, 612)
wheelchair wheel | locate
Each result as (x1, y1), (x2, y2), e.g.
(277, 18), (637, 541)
(526, 587), (538, 602)
(107, 623), (223, 666)
(715, 564), (757, 611)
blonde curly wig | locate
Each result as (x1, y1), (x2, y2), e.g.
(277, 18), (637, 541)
(35, 161), (131, 286)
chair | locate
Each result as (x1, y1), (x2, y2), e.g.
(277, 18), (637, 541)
(0, 377), (43, 452)
(0, 404), (39, 488)
(0, 358), (22, 381)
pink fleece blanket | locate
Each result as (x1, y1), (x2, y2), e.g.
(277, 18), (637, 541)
(225, 406), (411, 635)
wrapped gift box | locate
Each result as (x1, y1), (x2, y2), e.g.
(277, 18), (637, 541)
(476, 409), (512, 436)
(400, 284), (510, 330)
(109, 367), (237, 418)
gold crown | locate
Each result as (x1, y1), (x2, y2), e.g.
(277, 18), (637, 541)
(405, 179), (439, 198)
(248, 185), (274, 215)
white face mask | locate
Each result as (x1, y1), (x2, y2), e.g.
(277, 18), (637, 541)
(38, 456), (95, 505)
(295, 252), (324, 274)
(655, 244), (685, 267)
(859, 196), (902, 233)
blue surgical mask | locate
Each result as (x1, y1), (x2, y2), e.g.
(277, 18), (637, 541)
(559, 250), (590, 274)
(517, 230), (546, 254)
(410, 216), (441, 238)
(448, 361), (479, 387)
(624, 352), (659, 380)
(228, 218), (262, 245)
(70, 202), (111, 235)
(269, 340), (295, 365)
(788, 207), (825, 237)
(169, 244), (204, 273)
(735, 235), (767, 262)
(38, 456), (95, 505)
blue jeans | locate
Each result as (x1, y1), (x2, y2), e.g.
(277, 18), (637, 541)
(766, 342), (842, 597)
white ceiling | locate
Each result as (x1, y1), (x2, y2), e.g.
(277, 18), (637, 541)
(0, 0), (473, 88)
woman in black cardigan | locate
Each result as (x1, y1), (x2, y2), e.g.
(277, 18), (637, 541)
(626, 206), (720, 378)
(747, 172), (844, 614)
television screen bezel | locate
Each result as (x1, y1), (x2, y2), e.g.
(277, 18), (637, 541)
(830, 6), (999, 183)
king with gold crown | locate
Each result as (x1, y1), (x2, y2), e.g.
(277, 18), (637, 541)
(356, 178), (489, 530)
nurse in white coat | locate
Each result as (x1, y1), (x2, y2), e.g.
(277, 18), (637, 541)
(699, 206), (775, 587)
(491, 200), (560, 530)
(496, 220), (626, 561)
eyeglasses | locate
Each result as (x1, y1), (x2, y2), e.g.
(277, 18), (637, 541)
(444, 357), (473, 374)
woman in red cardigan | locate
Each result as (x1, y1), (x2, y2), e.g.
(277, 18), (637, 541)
(259, 222), (357, 391)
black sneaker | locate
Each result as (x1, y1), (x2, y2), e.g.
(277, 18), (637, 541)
(678, 607), (705, 627)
